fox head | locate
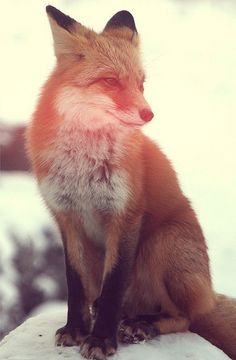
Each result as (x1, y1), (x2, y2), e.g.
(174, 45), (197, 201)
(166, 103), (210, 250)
(46, 6), (154, 131)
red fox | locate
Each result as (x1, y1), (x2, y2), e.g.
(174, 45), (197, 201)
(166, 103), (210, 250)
(26, 5), (236, 360)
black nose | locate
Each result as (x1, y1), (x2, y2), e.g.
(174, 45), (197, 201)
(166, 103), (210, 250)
(139, 108), (154, 122)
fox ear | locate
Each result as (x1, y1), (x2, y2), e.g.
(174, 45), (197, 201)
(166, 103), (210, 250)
(46, 5), (77, 33)
(104, 10), (139, 46)
(105, 11), (137, 33)
(46, 5), (89, 57)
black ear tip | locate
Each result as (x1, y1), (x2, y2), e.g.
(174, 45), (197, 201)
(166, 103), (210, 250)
(46, 5), (56, 15)
(116, 10), (134, 19)
(45, 5), (76, 31)
(105, 10), (137, 33)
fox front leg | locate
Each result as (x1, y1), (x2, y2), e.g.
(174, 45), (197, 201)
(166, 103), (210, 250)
(55, 228), (90, 346)
(80, 218), (141, 360)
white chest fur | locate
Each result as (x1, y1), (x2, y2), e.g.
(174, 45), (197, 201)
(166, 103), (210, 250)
(39, 122), (130, 243)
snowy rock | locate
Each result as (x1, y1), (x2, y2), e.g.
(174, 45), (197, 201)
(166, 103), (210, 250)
(0, 309), (231, 360)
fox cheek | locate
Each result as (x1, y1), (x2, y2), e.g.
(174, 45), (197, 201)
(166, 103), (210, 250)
(55, 86), (119, 129)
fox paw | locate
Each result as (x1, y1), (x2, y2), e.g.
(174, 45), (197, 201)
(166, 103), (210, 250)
(55, 325), (85, 346)
(80, 335), (117, 360)
(118, 318), (158, 344)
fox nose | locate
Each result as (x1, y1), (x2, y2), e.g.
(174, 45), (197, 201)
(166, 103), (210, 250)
(139, 108), (154, 122)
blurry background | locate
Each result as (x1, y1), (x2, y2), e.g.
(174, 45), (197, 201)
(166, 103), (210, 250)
(0, 0), (236, 340)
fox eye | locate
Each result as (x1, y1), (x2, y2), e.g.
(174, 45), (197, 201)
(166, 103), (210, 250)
(102, 77), (120, 87)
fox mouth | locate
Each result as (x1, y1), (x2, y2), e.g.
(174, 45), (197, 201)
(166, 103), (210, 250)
(120, 119), (145, 127)
(105, 110), (145, 127)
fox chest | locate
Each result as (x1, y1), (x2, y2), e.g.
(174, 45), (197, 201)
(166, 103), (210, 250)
(39, 135), (130, 242)
(41, 160), (129, 212)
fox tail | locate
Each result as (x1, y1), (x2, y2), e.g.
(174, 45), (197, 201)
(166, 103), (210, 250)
(190, 294), (236, 359)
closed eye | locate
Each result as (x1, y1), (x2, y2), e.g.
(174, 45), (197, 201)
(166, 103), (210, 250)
(102, 77), (120, 87)
(139, 75), (145, 92)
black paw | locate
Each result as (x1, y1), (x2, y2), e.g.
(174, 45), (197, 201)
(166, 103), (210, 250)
(80, 335), (117, 360)
(55, 325), (86, 346)
(118, 318), (158, 344)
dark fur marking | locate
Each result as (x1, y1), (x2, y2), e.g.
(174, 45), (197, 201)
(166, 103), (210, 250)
(46, 5), (76, 32)
(92, 243), (132, 345)
(64, 249), (89, 335)
(59, 231), (90, 338)
(105, 10), (137, 33)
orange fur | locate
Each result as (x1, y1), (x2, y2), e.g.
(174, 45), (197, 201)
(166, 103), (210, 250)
(154, 316), (190, 334)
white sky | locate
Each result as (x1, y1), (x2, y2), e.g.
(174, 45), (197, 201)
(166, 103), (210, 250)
(0, 0), (236, 295)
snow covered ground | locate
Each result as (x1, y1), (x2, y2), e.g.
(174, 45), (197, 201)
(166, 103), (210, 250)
(0, 309), (231, 360)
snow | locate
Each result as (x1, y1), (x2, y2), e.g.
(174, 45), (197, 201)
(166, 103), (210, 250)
(0, 173), (62, 338)
(0, 173), (55, 243)
(0, 309), (231, 360)
(0, 172), (56, 297)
